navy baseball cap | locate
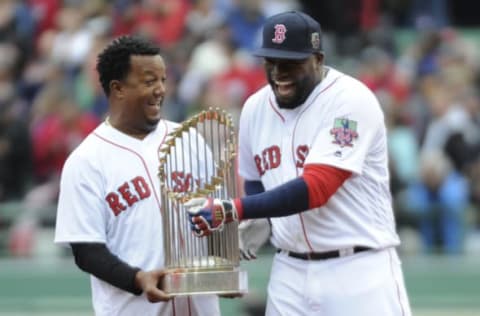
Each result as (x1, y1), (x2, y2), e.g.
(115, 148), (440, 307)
(254, 11), (322, 60)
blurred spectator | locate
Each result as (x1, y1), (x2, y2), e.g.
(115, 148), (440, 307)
(178, 23), (233, 110)
(82, 0), (112, 36)
(161, 61), (186, 123)
(358, 45), (411, 109)
(409, 0), (450, 28)
(48, 3), (95, 78)
(384, 98), (419, 197)
(111, 0), (140, 37)
(0, 94), (32, 202)
(30, 84), (99, 183)
(213, 0), (234, 13)
(400, 150), (469, 254)
(420, 83), (480, 170)
(29, 0), (61, 42)
(17, 27), (60, 105)
(393, 27), (443, 144)
(420, 84), (457, 151)
(8, 83), (99, 257)
(185, 0), (225, 44)
(468, 157), (480, 228)
(436, 31), (478, 99)
(121, 0), (191, 50)
(415, 30), (443, 80)
(261, 0), (300, 17)
(204, 50), (266, 121)
(73, 36), (109, 118)
(0, 0), (36, 70)
(443, 88), (480, 173)
(299, 0), (383, 56)
(224, 0), (266, 52)
(0, 42), (32, 202)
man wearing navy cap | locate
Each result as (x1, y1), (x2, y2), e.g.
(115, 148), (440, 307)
(186, 11), (412, 316)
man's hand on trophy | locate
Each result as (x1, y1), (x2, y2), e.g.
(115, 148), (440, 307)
(135, 269), (172, 302)
(185, 197), (239, 237)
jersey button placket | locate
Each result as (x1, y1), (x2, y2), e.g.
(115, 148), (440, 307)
(281, 115), (296, 179)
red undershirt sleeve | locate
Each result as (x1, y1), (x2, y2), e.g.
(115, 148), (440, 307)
(302, 164), (352, 209)
(235, 164), (352, 220)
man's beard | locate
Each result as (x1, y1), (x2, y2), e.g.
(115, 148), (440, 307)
(271, 76), (316, 109)
(145, 117), (160, 131)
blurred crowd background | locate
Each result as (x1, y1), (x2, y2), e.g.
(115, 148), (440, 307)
(1, 0), (480, 260)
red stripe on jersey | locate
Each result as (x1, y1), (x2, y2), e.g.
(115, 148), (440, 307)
(268, 97), (285, 122)
(302, 164), (352, 209)
(388, 250), (408, 316)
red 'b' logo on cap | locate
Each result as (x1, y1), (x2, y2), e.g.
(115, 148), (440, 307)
(272, 24), (286, 44)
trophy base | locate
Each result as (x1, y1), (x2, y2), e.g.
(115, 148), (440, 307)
(163, 268), (248, 296)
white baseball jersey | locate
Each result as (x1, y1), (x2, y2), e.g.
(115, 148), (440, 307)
(54, 120), (219, 316)
(238, 67), (400, 253)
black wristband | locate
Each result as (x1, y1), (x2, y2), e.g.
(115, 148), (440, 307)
(71, 243), (143, 295)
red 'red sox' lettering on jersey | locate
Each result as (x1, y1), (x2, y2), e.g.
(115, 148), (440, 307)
(106, 176), (151, 216)
(255, 145), (310, 176)
(255, 145), (281, 176)
(295, 145), (309, 168)
(171, 171), (200, 193)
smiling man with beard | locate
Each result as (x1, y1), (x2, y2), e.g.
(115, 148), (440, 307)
(54, 36), (220, 316)
(186, 11), (412, 316)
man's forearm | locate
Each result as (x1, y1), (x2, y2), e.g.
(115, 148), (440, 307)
(71, 242), (142, 295)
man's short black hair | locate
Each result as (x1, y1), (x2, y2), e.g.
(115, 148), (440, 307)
(96, 35), (161, 96)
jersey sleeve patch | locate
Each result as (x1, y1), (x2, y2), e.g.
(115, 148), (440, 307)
(330, 118), (359, 148)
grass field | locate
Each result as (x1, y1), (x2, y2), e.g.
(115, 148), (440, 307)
(1, 243), (479, 316)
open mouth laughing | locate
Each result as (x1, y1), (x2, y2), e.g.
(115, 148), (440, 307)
(274, 80), (295, 98)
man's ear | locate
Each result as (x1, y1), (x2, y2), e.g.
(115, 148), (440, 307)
(313, 53), (324, 73)
(110, 80), (124, 99)
(314, 52), (325, 65)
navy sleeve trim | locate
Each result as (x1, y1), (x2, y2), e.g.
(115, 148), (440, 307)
(244, 180), (265, 195)
(241, 177), (309, 219)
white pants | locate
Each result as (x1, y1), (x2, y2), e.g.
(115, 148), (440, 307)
(265, 248), (411, 316)
(93, 293), (220, 316)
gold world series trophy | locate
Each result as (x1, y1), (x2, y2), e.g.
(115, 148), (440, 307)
(158, 108), (248, 295)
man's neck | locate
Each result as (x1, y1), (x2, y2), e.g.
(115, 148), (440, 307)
(105, 116), (156, 140)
